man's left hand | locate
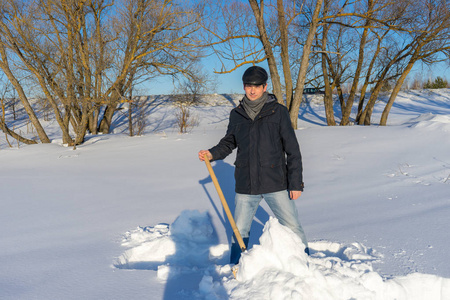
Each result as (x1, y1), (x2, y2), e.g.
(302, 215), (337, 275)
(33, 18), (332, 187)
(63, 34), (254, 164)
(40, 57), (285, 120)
(290, 190), (302, 200)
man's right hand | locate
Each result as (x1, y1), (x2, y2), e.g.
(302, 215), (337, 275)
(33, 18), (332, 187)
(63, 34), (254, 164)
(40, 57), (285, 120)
(198, 150), (212, 161)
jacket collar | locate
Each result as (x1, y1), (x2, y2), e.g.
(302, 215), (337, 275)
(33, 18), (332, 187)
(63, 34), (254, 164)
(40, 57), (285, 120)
(236, 94), (278, 120)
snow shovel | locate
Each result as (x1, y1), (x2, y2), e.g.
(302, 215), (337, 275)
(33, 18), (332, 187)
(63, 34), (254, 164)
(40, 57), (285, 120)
(204, 155), (247, 254)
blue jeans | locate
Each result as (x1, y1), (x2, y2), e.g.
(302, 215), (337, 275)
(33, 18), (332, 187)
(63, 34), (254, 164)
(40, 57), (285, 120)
(230, 190), (308, 264)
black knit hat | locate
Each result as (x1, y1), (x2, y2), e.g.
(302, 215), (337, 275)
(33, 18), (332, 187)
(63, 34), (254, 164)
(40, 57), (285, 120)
(242, 66), (268, 85)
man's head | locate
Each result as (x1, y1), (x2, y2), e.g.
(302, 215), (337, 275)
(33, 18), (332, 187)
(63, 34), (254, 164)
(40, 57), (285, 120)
(242, 66), (268, 101)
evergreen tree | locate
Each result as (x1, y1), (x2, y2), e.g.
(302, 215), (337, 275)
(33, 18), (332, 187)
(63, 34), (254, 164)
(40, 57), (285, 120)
(424, 77), (448, 89)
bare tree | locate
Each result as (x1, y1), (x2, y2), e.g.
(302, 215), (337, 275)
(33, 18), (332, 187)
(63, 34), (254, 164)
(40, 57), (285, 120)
(204, 0), (424, 128)
(202, 0), (324, 129)
(357, 39), (413, 125)
(0, 0), (204, 145)
(173, 66), (218, 104)
(97, 0), (204, 135)
(314, 0), (420, 126)
(380, 0), (450, 125)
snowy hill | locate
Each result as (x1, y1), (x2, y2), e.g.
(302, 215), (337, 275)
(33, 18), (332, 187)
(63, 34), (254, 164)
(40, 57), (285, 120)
(1, 89), (450, 299)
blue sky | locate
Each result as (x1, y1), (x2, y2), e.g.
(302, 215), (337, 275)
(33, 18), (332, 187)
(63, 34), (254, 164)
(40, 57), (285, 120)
(143, 57), (257, 95)
(143, 59), (450, 95)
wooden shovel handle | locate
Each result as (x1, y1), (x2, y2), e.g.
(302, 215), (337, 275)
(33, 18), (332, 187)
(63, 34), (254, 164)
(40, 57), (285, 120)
(204, 155), (247, 252)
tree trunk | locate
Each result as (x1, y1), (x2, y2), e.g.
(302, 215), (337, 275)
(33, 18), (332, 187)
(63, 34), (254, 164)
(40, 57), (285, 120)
(277, 0), (293, 107)
(380, 59), (416, 125)
(248, 0), (284, 104)
(89, 107), (99, 135)
(0, 119), (37, 145)
(321, 19), (336, 126)
(0, 98), (37, 145)
(98, 104), (117, 134)
(355, 84), (368, 124)
(74, 109), (90, 145)
(290, 0), (324, 129)
(128, 102), (133, 137)
(336, 83), (344, 113)
(128, 89), (133, 136)
(340, 25), (370, 125)
(0, 46), (50, 143)
(359, 81), (384, 125)
(46, 96), (73, 145)
(355, 30), (388, 124)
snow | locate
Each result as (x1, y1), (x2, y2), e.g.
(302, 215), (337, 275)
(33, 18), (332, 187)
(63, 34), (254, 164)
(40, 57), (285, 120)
(1, 89), (450, 299)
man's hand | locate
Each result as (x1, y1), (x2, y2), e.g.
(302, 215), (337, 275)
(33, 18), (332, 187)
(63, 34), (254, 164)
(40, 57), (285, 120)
(289, 190), (302, 200)
(198, 150), (212, 161)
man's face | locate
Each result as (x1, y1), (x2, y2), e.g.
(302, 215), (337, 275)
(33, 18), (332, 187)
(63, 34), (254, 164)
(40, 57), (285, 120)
(244, 83), (267, 101)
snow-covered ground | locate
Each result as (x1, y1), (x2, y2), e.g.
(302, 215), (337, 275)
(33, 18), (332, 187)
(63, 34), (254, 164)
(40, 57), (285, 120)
(1, 90), (450, 299)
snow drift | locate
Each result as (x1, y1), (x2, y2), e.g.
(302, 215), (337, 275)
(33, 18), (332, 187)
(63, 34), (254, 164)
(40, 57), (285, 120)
(115, 210), (450, 300)
(2, 89), (450, 299)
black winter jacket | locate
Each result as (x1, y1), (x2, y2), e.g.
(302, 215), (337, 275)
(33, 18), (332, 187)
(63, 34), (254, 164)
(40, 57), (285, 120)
(209, 94), (304, 195)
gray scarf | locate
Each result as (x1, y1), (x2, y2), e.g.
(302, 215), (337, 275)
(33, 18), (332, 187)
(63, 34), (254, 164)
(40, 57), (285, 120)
(242, 92), (268, 120)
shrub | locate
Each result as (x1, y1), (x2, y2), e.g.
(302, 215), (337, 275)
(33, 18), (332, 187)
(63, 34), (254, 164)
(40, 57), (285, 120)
(175, 102), (199, 133)
(424, 76), (448, 89)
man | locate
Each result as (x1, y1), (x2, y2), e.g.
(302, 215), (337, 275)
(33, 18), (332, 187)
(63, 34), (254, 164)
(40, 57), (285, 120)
(198, 66), (308, 264)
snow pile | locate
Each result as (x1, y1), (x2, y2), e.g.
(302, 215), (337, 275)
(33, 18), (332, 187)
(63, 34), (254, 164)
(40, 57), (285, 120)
(408, 113), (450, 131)
(230, 218), (450, 300)
(114, 223), (176, 270)
(234, 216), (309, 282)
(115, 210), (227, 281)
(115, 211), (450, 300)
